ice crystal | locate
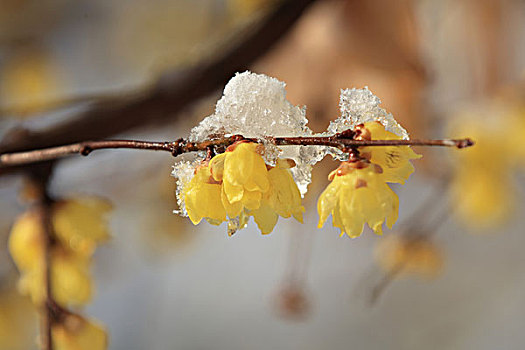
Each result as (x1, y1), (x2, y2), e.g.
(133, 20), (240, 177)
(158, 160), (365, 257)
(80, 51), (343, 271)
(189, 71), (319, 195)
(324, 87), (409, 160)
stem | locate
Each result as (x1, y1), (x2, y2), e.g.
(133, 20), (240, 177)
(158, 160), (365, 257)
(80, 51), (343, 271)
(30, 168), (54, 350)
(0, 135), (474, 168)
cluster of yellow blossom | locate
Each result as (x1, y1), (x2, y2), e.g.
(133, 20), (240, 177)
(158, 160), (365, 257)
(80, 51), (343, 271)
(449, 105), (525, 230)
(8, 196), (110, 350)
(184, 142), (304, 234)
(317, 121), (421, 238)
(183, 121), (421, 239)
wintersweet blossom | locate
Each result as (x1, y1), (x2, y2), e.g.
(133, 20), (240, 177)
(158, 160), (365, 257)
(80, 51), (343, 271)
(183, 164), (226, 225)
(210, 142), (270, 218)
(8, 197), (110, 307)
(317, 161), (399, 238)
(357, 121), (421, 184)
(184, 141), (304, 235)
(449, 118), (513, 229)
(251, 159), (304, 234)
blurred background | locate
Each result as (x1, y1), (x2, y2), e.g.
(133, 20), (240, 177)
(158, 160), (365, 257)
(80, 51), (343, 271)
(1, 0), (525, 349)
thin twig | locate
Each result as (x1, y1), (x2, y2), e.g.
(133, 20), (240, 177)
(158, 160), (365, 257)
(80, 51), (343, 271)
(370, 262), (405, 305)
(0, 135), (474, 167)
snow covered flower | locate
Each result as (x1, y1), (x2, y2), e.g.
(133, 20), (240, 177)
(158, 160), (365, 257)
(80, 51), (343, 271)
(317, 161), (399, 238)
(356, 121), (421, 184)
(183, 141), (304, 235)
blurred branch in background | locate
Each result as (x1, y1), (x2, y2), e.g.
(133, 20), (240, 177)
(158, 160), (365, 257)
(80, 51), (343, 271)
(0, 0), (318, 169)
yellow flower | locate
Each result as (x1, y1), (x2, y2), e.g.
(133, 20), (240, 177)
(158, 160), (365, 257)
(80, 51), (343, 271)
(210, 142), (270, 218)
(183, 164), (226, 225)
(375, 235), (443, 278)
(0, 288), (36, 350)
(8, 211), (44, 272)
(449, 118), (513, 230)
(183, 142), (304, 235)
(53, 315), (108, 350)
(17, 247), (92, 307)
(52, 197), (112, 257)
(357, 121), (421, 184)
(9, 204), (104, 307)
(317, 162), (399, 238)
(251, 159), (305, 234)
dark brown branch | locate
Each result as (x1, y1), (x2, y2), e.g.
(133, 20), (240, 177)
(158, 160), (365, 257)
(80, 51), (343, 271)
(0, 135), (474, 168)
(0, 0), (318, 170)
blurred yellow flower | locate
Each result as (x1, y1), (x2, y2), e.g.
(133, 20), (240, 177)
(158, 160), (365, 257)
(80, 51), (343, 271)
(0, 47), (63, 116)
(449, 117), (513, 230)
(17, 247), (92, 307)
(0, 288), (36, 350)
(375, 235), (443, 278)
(9, 196), (111, 307)
(358, 121), (421, 184)
(53, 315), (108, 350)
(317, 162), (399, 238)
(8, 211), (44, 272)
(53, 197), (112, 257)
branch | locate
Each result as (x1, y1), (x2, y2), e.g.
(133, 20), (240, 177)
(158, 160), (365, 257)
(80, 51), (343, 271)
(29, 166), (55, 350)
(0, 135), (474, 168)
(0, 0), (318, 165)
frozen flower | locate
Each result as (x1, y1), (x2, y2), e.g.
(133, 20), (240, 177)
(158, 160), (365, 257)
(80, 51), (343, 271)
(183, 142), (304, 235)
(357, 121), (421, 184)
(317, 161), (399, 238)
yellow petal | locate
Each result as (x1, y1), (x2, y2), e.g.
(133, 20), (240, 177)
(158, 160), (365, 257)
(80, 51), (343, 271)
(52, 249), (92, 307)
(252, 202), (279, 235)
(317, 177), (341, 228)
(8, 211), (44, 272)
(221, 187), (243, 218)
(361, 121), (421, 184)
(241, 190), (262, 210)
(209, 152), (226, 181)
